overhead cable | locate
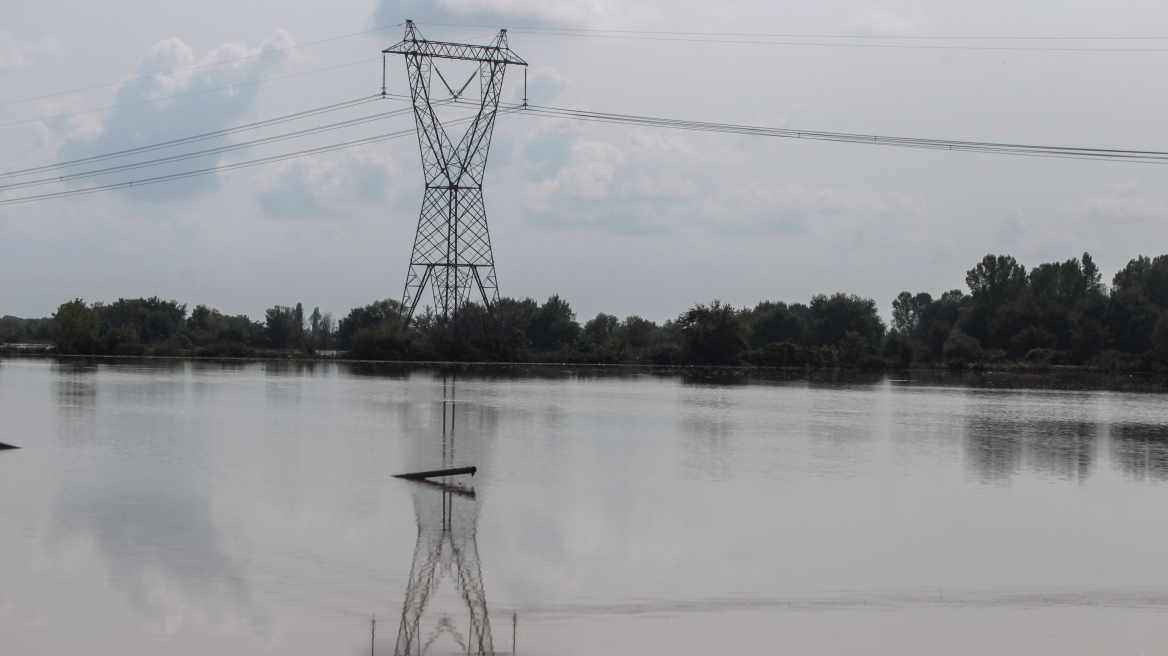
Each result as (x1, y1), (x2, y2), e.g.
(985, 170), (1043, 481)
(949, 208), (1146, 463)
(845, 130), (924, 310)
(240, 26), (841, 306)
(418, 22), (1168, 51)
(0, 109), (517, 206)
(0, 95), (390, 179)
(518, 104), (1168, 164)
(502, 30), (1168, 53)
(0, 104), (426, 192)
(417, 22), (1168, 41)
(0, 58), (392, 130)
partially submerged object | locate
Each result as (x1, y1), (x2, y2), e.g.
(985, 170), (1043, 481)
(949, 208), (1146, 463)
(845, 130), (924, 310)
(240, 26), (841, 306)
(0, 442), (19, 450)
(393, 466), (476, 480)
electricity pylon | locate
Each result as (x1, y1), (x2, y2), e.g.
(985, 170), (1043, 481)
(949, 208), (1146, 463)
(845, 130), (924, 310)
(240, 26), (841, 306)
(384, 21), (526, 326)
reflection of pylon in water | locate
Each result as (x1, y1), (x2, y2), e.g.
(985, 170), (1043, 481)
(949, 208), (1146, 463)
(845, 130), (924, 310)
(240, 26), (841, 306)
(395, 379), (493, 656)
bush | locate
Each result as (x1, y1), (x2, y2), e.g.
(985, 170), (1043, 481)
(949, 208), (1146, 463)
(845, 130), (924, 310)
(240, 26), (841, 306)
(197, 340), (257, 358)
(678, 300), (749, 364)
(744, 343), (843, 368)
(746, 342), (804, 367)
(51, 299), (99, 355)
(897, 339), (916, 369)
(943, 329), (983, 364)
(351, 323), (409, 360)
(100, 326), (146, 356)
(805, 293), (885, 351)
(1010, 326), (1057, 358)
(648, 343), (686, 365)
(1024, 347), (1055, 362)
(149, 334), (192, 357)
(527, 295), (580, 350)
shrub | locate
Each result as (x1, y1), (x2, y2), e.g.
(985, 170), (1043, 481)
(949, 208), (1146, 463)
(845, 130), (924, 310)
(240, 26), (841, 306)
(678, 300), (749, 364)
(351, 323), (409, 360)
(197, 340), (257, 358)
(943, 329), (983, 363)
(100, 326), (145, 356)
(648, 343), (686, 365)
(51, 299), (99, 355)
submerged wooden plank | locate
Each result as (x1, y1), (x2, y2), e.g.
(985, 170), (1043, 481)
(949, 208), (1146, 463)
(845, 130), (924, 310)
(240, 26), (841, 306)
(393, 466), (476, 479)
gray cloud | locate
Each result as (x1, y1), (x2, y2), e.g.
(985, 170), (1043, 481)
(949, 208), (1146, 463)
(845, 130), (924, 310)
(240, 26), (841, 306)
(0, 30), (59, 75)
(254, 150), (401, 220)
(49, 31), (295, 201)
(1078, 181), (1168, 225)
(844, 7), (929, 36)
(374, 0), (627, 29)
(518, 127), (935, 246)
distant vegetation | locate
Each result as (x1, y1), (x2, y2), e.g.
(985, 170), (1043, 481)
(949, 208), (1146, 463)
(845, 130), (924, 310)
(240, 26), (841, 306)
(4, 251), (1168, 371)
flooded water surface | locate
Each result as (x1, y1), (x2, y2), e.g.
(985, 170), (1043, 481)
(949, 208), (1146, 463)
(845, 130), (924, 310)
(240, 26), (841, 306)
(2, 359), (1168, 655)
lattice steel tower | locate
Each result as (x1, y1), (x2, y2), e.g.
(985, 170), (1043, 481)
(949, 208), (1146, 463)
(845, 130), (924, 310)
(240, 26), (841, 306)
(384, 21), (526, 326)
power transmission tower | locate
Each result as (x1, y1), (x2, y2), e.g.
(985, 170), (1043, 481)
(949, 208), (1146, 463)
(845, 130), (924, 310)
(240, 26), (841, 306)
(384, 21), (526, 326)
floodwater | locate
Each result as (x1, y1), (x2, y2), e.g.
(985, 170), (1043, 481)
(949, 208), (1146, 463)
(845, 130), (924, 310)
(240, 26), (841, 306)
(2, 359), (1168, 655)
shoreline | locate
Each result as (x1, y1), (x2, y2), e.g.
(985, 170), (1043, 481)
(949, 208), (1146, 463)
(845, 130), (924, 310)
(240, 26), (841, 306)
(5, 351), (1168, 392)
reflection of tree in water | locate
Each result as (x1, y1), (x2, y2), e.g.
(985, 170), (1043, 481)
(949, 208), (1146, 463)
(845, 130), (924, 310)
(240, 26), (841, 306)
(964, 418), (1023, 483)
(1025, 421), (1095, 482)
(395, 376), (493, 656)
(1109, 424), (1168, 481)
(964, 415), (1100, 483)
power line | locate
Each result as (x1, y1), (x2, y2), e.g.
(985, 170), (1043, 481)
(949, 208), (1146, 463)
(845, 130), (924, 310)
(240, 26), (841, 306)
(419, 22), (1168, 41)
(0, 130), (412, 206)
(0, 57), (387, 130)
(0, 104), (423, 192)
(7, 95), (1168, 208)
(0, 110), (515, 206)
(501, 30), (1168, 53)
(0, 95), (389, 179)
(0, 23), (405, 109)
(517, 104), (1168, 164)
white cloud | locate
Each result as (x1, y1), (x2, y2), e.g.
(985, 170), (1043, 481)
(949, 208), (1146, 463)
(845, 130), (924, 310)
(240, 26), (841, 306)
(515, 125), (945, 256)
(1077, 181), (1168, 224)
(844, 7), (929, 36)
(254, 149), (402, 220)
(374, 0), (651, 29)
(997, 207), (1026, 247)
(0, 30), (59, 74)
(39, 31), (296, 201)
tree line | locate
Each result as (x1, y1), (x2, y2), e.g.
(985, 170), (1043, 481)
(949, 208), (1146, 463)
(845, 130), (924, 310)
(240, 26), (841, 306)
(4, 251), (1167, 370)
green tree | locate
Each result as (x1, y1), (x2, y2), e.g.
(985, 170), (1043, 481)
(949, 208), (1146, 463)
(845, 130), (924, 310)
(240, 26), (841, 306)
(97, 297), (187, 345)
(678, 299), (749, 364)
(891, 292), (933, 338)
(583, 313), (618, 343)
(351, 320), (409, 360)
(310, 307), (323, 342)
(616, 315), (658, 349)
(747, 301), (804, 348)
(943, 328), (983, 363)
(961, 254), (1030, 349)
(264, 305), (301, 348)
(527, 295), (580, 350)
(804, 293), (885, 352)
(1107, 255), (1168, 353)
(338, 299), (402, 347)
(51, 299), (99, 354)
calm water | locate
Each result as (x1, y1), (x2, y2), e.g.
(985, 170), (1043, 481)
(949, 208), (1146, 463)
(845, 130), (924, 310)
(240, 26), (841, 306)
(2, 359), (1168, 655)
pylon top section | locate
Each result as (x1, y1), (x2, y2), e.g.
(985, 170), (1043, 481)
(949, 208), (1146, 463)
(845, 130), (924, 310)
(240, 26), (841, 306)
(384, 20), (527, 66)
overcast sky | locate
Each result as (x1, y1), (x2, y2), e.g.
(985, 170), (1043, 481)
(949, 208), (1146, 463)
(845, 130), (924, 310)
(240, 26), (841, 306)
(2, 0), (1168, 323)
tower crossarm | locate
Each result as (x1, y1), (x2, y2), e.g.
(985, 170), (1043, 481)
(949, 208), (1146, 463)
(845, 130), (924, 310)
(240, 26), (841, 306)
(383, 38), (527, 66)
